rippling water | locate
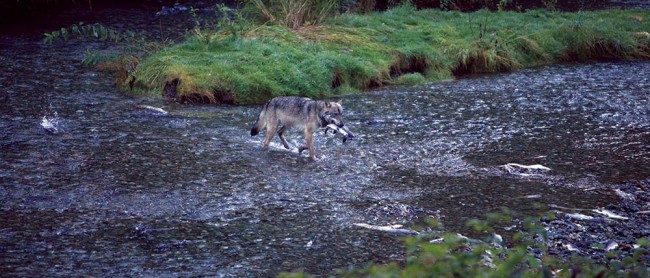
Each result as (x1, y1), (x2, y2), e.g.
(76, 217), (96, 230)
(1, 5), (649, 277)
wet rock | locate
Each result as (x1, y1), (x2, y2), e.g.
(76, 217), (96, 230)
(364, 119), (380, 125)
(213, 90), (235, 105)
(363, 200), (434, 223)
(155, 3), (189, 17)
(162, 78), (180, 100)
(132, 223), (154, 240)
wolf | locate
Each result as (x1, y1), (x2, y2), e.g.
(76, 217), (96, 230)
(250, 96), (345, 161)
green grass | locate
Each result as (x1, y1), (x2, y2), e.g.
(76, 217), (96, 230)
(134, 7), (650, 104)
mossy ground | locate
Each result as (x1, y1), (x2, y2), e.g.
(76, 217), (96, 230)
(134, 7), (650, 104)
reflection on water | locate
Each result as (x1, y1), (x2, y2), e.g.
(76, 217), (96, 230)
(1, 9), (649, 276)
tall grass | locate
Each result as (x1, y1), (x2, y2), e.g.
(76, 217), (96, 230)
(243, 0), (340, 30)
(135, 6), (650, 104)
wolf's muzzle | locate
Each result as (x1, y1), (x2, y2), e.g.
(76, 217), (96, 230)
(331, 118), (344, 127)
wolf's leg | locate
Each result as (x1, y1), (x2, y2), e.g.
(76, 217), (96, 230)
(263, 121), (277, 150)
(304, 129), (315, 161)
(277, 126), (291, 149)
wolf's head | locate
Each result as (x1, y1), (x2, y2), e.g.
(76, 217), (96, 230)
(321, 100), (344, 127)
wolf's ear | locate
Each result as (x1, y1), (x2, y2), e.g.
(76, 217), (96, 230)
(326, 102), (331, 108)
(336, 99), (343, 105)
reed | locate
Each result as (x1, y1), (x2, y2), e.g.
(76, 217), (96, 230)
(243, 0), (340, 30)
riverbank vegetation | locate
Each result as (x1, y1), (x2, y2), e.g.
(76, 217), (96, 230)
(131, 4), (650, 104)
(282, 212), (649, 277)
(346, 219), (648, 277)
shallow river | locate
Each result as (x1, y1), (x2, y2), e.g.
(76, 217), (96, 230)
(1, 5), (649, 277)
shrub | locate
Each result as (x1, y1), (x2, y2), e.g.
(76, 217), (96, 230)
(333, 214), (649, 277)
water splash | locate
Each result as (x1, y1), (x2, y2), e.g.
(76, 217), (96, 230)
(40, 108), (61, 133)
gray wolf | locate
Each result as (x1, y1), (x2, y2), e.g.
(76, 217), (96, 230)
(250, 96), (345, 161)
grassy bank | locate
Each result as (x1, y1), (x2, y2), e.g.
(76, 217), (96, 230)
(134, 7), (650, 104)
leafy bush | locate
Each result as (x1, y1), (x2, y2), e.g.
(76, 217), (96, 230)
(281, 213), (649, 277)
(340, 213), (648, 278)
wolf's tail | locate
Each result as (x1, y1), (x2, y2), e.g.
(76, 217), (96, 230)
(250, 102), (268, 136)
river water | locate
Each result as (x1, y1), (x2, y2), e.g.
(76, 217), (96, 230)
(2, 4), (650, 277)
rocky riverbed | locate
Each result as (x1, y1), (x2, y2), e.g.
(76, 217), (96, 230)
(542, 180), (650, 264)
